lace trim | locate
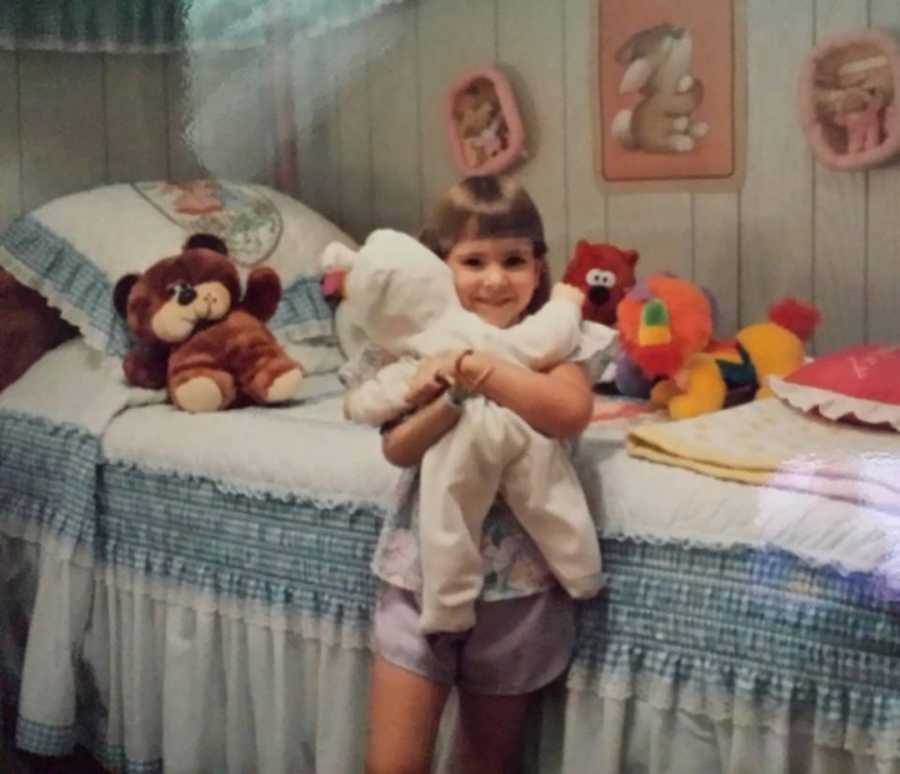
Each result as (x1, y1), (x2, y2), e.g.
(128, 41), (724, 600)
(0, 219), (130, 356)
(567, 666), (900, 759)
(771, 377), (900, 431)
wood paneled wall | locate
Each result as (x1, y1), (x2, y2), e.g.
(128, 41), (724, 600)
(1, 0), (899, 353)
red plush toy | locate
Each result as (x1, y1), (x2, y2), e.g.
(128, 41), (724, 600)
(561, 240), (639, 326)
(113, 233), (303, 413)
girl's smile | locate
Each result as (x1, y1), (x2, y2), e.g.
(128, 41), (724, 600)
(445, 236), (541, 329)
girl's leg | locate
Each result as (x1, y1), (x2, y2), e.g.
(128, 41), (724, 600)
(366, 655), (451, 774)
(453, 689), (534, 774)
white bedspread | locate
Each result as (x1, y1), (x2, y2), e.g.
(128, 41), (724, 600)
(101, 389), (401, 508)
(578, 433), (900, 593)
(6, 339), (899, 591)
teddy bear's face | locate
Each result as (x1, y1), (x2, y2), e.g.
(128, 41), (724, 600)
(115, 248), (242, 345)
(561, 241), (639, 326)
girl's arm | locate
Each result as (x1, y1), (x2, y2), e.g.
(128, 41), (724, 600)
(381, 387), (462, 468)
(383, 350), (594, 467)
(456, 352), (594, 439)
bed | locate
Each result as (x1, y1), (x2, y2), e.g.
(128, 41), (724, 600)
(1, 176), (898, 773)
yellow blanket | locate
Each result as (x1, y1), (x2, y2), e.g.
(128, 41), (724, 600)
(627, 398), (900, 515)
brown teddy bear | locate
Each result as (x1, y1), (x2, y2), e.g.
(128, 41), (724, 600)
(113, 233), (303, 412)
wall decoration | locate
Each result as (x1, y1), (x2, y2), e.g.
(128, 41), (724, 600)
(446, 67), (526, 176)
(596, 0), (746, 192)
(798, 29), (900, 171)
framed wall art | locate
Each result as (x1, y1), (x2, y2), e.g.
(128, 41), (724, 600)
(596, 0), (747, 192)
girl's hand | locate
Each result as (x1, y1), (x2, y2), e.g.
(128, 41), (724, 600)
(405, 351), (462, 406)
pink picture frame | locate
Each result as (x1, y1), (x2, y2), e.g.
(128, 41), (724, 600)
(596, 0), (746, 192)
(798, 29), (900, 171)
(446, 67), (526, 177)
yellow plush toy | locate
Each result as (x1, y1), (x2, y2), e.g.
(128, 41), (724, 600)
(617, 274), (821, 420)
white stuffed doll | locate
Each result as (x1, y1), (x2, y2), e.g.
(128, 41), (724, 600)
(323, 229), (609, 634)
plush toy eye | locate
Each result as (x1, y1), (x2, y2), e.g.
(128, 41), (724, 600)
(586, 269), (616, 288)
(165, 281), (199, 306)
(166, 281), (191, 299)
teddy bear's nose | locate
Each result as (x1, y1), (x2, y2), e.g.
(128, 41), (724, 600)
(177, 286), (197, 306)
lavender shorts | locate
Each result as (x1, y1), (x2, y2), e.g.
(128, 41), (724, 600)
(372, 583), (576, 695)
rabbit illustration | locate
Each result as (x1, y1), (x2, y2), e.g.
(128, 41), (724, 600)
(610, 23), (709, 153)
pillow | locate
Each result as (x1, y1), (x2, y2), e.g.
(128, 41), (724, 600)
(0, 180), (355, 372)
(770, 345), (900, 431)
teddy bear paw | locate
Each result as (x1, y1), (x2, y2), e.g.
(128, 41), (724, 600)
(174, 376), (225, 413)
(265, 367), (303, 404)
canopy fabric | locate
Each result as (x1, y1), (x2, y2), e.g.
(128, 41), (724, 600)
(0, 0), (405, 53)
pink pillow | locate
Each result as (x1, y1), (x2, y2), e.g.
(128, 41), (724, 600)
(797, 29), (900, 171)
(446, 67), (526, 176)
(771, 345), (900, 430)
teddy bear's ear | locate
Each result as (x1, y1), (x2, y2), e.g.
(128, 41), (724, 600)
(184, 232), (228, 255)
(624, 249), (640, 267)
(113, 274), (140, 318)
(242, 267), (282, 322)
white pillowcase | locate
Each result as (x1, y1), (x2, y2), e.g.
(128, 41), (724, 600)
(0, 180), (355, 372)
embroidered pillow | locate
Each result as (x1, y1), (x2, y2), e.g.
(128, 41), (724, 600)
(0, 180), (354, 372)
(770, 344), (900, 430)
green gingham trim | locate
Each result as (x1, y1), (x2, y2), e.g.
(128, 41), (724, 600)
(16, 716), (76, 756)
(572, 539), (900, 735)
(99, 461), (382, 626)
(80, 727), (161, 774)
(0, 411), (99, 548)
(268, 273), (335, 341)
(0, 214), (338, 359)
(0, 215), (131, 356)
(18, 714), (161, 773)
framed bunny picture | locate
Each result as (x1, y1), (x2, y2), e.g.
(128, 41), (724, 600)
(596, 0), (747, 192)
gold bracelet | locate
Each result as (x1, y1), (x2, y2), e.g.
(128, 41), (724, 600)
(453, 349), (474, 382)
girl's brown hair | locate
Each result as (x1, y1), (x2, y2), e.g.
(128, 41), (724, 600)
(418, 175), (551, 315)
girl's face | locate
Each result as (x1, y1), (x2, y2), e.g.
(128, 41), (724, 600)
(445, 236), (541, 329)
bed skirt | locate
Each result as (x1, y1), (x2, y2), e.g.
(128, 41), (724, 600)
(2, 530), (898, 774)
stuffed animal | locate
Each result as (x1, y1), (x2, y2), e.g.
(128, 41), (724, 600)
(113, 233), (303, 412)
(561, 240), (639, 326)
(617, 273), (820, 420)
(322, 229), (605, 634)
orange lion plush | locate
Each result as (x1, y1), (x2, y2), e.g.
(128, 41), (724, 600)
(618, 274), (820, 420)
(561, 240), (639, 326)
(113, 233), (303, 412)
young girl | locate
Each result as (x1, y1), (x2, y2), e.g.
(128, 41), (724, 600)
(349, 175), (598, 774)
